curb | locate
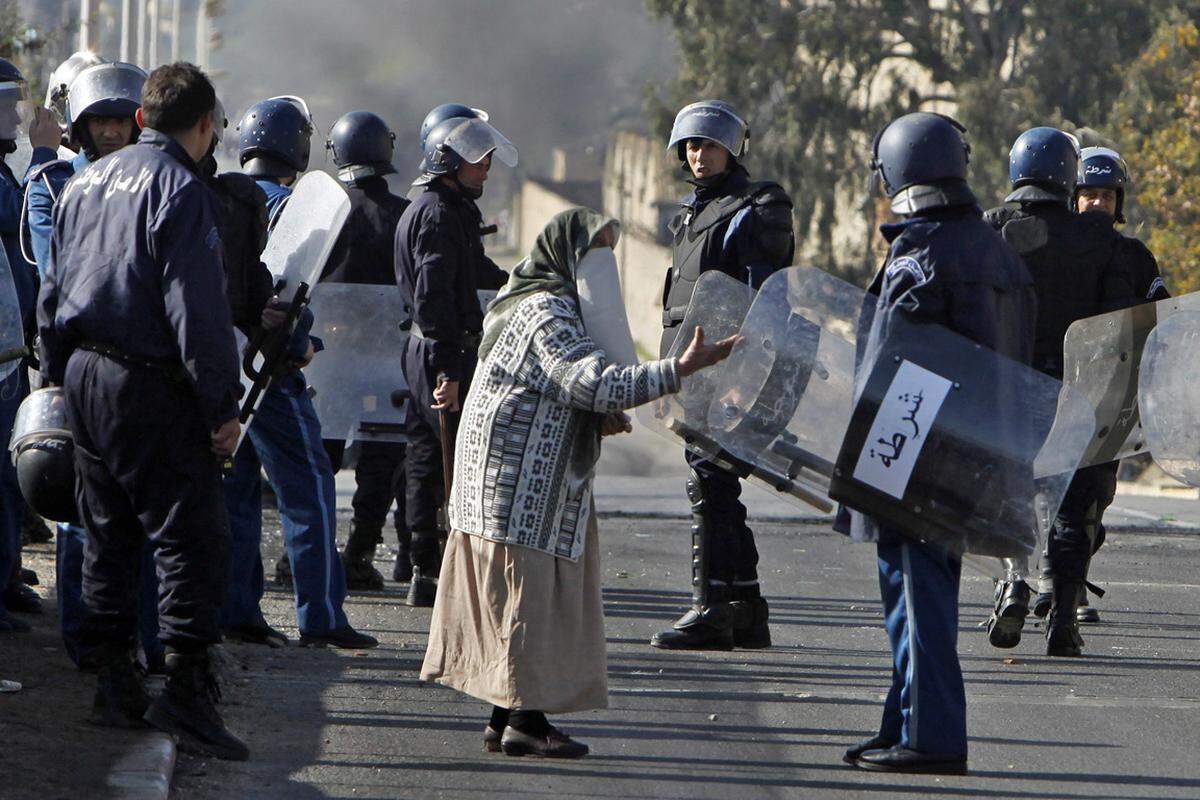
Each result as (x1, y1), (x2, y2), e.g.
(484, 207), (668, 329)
(106, 732), (176, 800)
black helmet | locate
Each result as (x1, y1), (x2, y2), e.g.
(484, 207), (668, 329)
(415, 116), (517, 186)
(1076, 146), (1129, 223)
(667, 100), (749, 162)
(9, 388), (78, 524)
(418, 103), (487, 150)
(1006, 126), (1080, 204)
(0, 57), (23, 86)
(65, 61), (147, 159)
(0, 57), (28, 149)
(237, 95), (315, 178)
(870, 112), (975, 214)
(326, 110), (396, 183)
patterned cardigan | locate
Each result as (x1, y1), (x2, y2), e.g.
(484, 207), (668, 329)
(449, 292), (680, 561)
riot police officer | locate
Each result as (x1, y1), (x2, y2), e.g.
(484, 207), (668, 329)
(225, 96), (377, 648)
(321, 110), (412, 590)
(20, 60), (161, 666)
(843, 112), (1035, 774)
(393, 106), (513, 606)
(983, 128), (1135, 657)
(38, 62), (246, 759)
(650, 101), (794, 651)
(0, 56), (60, 630)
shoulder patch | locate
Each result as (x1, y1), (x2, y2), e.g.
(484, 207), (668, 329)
(885, 255), (927, 286)
(1147, 276), (1166, 300)
(204, 225), (222, 252)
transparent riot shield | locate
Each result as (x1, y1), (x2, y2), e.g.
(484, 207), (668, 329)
(262, 170), (351, 302)
(707, 267), (1094, 560)
(304, 283), (409, 445)
(1138, 310), (1200, 486)
(0, 243), (26, 381)
(1062, 291), (1200, 468)
(634, 270), (833, 512)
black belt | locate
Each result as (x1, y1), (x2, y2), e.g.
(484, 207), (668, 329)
(78, 341), (187, 381)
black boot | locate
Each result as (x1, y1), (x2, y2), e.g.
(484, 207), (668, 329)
(406, 566), (438, 607)
(393, 527), (413, 583)
(651, 470), (734, 651)
(986, 579), (1029, 649)
(341, 521), (385, 592)
(273, 552), (293, 588)
(20, 512), (53, 545)
(91, 644), (150, 728)
(144, 649), (250, 761)
(731, 584), (771, 649)
(1045, 579), (1085, 657)
(407, 530), (441, 607)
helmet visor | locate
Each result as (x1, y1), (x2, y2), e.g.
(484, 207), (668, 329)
(267, 95), (316, 136)
(442, 117), (518, 168)
(0, 79), (29, 139)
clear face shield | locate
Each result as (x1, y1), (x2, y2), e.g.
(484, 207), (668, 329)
(442, 117), (518, 168)
(0, 78), (30, 141)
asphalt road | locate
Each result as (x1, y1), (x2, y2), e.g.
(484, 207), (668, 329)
(172, 507), (1200, 799)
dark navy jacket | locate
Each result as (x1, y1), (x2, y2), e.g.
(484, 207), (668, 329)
(24, 150), (89, 279)
(393, 180), (507, 383)
(321, 176), (409, 284)
(1116, 233), (1168, 302)
(845, 204), (1037, 544)
(38, 129), (240, 426)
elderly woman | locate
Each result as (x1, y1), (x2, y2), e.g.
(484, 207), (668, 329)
(421, 207), (734, 758)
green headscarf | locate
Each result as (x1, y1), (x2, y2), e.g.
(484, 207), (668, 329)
(478, 206), (619, 361)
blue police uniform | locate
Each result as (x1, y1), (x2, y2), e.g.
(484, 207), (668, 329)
(0, 145), (52, 629)
(38, 129), (239, 652)
(218, 176), (351, 637)
(852, 204), (1035, 758)
(24, 149), (162, 667)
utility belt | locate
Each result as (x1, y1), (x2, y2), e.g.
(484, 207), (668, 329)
(78, 341), (188, 384)
(407, 323), (482, 352)
(662, 306), (688, 328)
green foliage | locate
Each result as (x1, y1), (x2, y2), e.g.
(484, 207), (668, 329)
(1111, 13), (1200, 293)
(647, 0), (1164, 279)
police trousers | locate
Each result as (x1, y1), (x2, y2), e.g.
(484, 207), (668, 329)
(221, 372), (348, 635)
(0, 368), (26, 612)
(686, 451), (759, 585)
(65, 351), (228, 652)
(1045, 462), (1119, 582)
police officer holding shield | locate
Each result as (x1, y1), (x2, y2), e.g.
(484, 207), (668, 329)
(983, 128), (1135, 657)
(321, 110), (412, 590)
(393, 106), (512, 607)
(650, 101), (794, 652)
(842, 112), (1035, 774)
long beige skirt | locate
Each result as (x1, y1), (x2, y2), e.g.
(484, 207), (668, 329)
(420, 513), (607, 713)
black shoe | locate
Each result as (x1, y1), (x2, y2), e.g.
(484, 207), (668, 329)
(21, 513), (53, 545)
(986, 579), (1029, 649)
(843, 735), (897, 765)
(853, 745), (967, 774)
(298, 625), (378, 649)
(1045, 580), (1084, 657)
(650, 604), (735, 651)
(392, 549), (413, 583)
(273, 554), (293, 588)
(1076, 594), (1100, 624)
(3, 583), (43, 615)
(19, 568), (38, 586)
(91, 647), (150, 729)
(342, 554), (385, 592)
(223, 621), (288, 648)
(406, 568), (438, 607)
(143, 651), (249, 761)
(484, 724), (503, 753)
(500, 725), (589, 759)
(0, 609), (30, 633)
(731, 589), (771, 649)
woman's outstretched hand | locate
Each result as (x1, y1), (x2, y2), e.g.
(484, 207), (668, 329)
(676, 327), (740, 378)
(600, 412), (633, 437)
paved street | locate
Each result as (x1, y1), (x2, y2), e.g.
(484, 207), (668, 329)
(169, 481), (1200, 798)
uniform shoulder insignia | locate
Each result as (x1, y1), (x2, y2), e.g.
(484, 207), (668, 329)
(26, 158), (73, 183)
(884, 255), (929, 287)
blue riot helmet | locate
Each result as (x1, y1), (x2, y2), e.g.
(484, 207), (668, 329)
(869, 112), (975, 214)
(414, 116), (517, 187)
(65, 61), (147, 159)
(1077, 146), (1129, 223)
(1006, 126), (1080, 204)
(326, 110), (396, 183)
(0, 57), (28, 148)
(667, 100), (749, 166)
(418, 103), (488, 149)
(237, 95), (315, 179)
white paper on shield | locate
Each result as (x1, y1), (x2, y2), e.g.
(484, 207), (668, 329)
(852, 360), (952, 500)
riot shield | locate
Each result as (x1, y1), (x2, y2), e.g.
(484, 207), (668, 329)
(1138, 310), (1200, 486)
(304, 283), (409, 444)
(633, 270), (833, 512)
(0, 243), (25, 381)
(262, 170), (351, 302)
(707, 267), (1094, 560)
(1062, 291), (1200, 467)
